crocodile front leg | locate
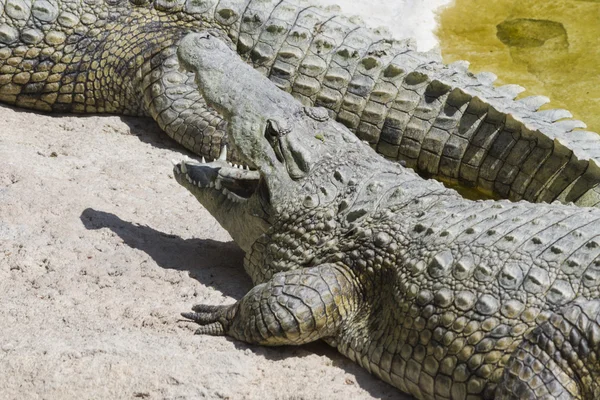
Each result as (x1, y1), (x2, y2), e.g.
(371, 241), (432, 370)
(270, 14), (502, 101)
(182, 263), (360, 345)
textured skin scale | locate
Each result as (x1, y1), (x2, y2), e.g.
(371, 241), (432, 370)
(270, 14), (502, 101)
(2, 0), (600, 204)
(174, 32), (600, 400)
(0, 0), (233, 157)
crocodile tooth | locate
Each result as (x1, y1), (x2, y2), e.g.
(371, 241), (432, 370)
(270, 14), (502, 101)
(215, 180), (221, 190)
(171, 159), (181, 173)
(223, 188), (242, 203)
(218, 144), (227, 161)
(201, 156), (206, 163)
(180, 162), (187, 174)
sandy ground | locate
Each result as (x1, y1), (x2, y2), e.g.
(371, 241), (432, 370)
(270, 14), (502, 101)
(0, 106), (411, 399)
(0, 1), (455, 398)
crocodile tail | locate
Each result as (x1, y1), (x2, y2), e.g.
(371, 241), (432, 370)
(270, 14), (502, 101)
(199, 0), (600, 206)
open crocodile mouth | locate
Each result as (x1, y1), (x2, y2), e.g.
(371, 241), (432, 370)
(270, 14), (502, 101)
(172, 146), (260, 203)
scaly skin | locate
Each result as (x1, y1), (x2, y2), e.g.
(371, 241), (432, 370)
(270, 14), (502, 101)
(2, 0), (600, 204)
(174, 32), (600, 400)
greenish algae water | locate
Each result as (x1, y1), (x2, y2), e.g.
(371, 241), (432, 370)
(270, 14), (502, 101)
(437, 0), (600, 134)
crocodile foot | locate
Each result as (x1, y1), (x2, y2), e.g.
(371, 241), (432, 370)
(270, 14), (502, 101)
(181, 304), (233, 336)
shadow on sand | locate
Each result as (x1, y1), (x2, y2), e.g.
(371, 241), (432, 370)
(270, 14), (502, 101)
(80, 208), (251, 300)
(0, 103), (192, 156)
(79, 208), (401, 398)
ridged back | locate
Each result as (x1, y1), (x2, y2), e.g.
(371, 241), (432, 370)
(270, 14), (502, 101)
(1, 0), (600, 206)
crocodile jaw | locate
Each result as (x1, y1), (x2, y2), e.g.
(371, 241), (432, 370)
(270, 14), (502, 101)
(172, 155), (268, 252)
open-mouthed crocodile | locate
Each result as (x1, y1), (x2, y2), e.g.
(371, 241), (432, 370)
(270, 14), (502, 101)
(1, 0), (600, 204)
(173, 31), (600, 400)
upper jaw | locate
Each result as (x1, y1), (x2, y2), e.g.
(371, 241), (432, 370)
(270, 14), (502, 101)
(173, 145), (261, 203)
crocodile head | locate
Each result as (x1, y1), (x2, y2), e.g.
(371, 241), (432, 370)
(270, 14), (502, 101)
(174, 32), (381, 252)
(173, 150), (270, 252)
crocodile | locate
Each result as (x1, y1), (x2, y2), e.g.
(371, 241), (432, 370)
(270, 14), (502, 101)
(2, 0), (600, 205)
(173, 31), (600, 400)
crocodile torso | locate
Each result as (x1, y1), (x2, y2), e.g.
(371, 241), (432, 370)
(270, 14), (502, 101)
(172, 32), (600, 400)
(2, 0), (600, 205)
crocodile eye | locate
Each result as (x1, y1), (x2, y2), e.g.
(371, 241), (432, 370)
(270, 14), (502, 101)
(265, 118), (292, 137)
(265, 119), (281, 137)
(265, 119), (284, 162)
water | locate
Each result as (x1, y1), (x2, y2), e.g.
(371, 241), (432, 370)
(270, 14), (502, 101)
(438, 0), (600, 134)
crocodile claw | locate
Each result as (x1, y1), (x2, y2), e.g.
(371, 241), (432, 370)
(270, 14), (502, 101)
(181, 303), (230, 336)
